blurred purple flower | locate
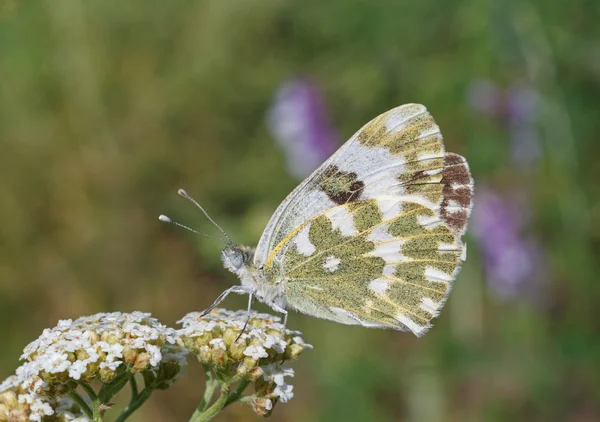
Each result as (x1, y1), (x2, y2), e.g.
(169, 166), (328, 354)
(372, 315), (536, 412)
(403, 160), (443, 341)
(471, 187), (545, 300)
(267, 78), (337, 179)
(467, 79), (501, 117)
(467, 79), (541, 167)
(506, 83), (541, 166)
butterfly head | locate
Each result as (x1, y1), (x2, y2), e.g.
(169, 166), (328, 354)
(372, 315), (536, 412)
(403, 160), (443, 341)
(221, 246), (252, 274)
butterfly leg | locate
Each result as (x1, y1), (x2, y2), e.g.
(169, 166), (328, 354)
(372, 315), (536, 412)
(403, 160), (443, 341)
(235, 292), (254, 342)
(199, 285), (253, 317)
(269, 302), (288, 328)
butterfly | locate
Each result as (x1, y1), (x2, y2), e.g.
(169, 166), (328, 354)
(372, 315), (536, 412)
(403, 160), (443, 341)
(161, 104), (474, 337)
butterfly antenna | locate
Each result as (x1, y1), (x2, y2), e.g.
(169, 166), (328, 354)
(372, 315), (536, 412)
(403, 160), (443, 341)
(177, 189), (234, 246)
(158, 215), (229, 244)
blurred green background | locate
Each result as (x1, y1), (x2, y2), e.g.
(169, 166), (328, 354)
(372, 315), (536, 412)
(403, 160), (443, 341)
(1, 0), (599, 421)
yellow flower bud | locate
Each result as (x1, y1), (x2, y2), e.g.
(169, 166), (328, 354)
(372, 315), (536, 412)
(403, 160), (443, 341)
(99, 367), (117, 382)
(122, 345), (138, 365)
(250, 396), (274, 417)
(133, 352), (151, 372)
(229, 339), (247, 361)
(285, 344), (304, 360)
(1, 391), (17, 409)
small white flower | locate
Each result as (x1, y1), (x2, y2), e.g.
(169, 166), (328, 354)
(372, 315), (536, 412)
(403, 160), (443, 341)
(243, 345), (268, 360)
(42, 352), (71, 374)
(68, 360), (88, 380)
(272, 368), (294, 386)
(100, 342), (124, 362)
(99, 361), (122, 371)
(129, 338), (147, 349)
(273, 383), (294, 403)
(262, 364), (294, 385)
(209, 339), (226, 350)
(0, 375), (19, 393)
(57, 319), (73, 328)
(145, 344), (162, 367)
(29, 398), (54, 416)
(293, 336), (313, 349)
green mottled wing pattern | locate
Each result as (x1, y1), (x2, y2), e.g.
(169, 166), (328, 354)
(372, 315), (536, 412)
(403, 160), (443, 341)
(258, 104), (473, 336)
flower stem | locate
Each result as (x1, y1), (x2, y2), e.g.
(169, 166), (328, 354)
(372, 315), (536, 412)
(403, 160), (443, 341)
(77, 381), (98, 401)
(114, 387), (153, 422)
(196, 365), (218, 412)
(189, 383), (230, 422)
(225, 379), (250, 406)
(189, 375), (247, 422)
(77, 382), (102, 422)
(129, 374), (139, 399)
(198, 378), (218, 412)
(99, 371), (130, 403)
(69, 391), (93, 419)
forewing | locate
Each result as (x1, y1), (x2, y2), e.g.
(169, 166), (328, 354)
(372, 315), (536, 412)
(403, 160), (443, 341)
(254, 103), (448, 266)
(258, 104), (473, 336)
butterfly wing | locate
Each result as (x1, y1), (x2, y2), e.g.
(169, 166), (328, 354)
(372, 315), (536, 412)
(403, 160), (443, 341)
(255, 104), (473, 336)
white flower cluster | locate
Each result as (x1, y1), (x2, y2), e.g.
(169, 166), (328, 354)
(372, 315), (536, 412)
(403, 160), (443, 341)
(0, 375), (88, 422)
(178, 309), (311, 364)
(177, 308), (312, 416)
(9, 312), (185, 393)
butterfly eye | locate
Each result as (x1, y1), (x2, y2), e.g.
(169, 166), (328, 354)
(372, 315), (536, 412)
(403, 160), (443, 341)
(230, 251), (244, 269)
(221, 248), (245, 273)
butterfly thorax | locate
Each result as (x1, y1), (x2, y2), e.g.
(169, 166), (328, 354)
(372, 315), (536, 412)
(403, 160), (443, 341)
(221, 245), (286, 307)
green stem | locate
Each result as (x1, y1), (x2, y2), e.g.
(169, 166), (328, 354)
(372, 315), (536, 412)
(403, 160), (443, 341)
(196, 365), (217, 412)
(69, 391), (93, 419)
(77, 381), (98, 401)
(113, 388), (153, 422)
(225, 379), (250, 406)
(129, 374), (139, 400)
(77, 382), (102, 422)
(98, 371), (130, 403)
(189, 375), (247, 422)
(198, 379), (218, 412)
(189, 384), (230, 422)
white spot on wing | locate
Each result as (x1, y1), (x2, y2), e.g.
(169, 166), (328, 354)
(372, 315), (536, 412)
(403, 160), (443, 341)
(293, 224), (315, 256)
(323, 255), (341, 272)
(396, 313), (428, 337)
(417, 214), (442, 228)
(367, 223), (396, 242)
(383, 264), (396, 276)
(376, 198), (403, 220)
(394, 194), (438, 210)
(445, 199), (465, 214)
(420, 297), (440, 315)
(327, 206), (358, 236)
(438, 243), (458, 251)
(424, 267), (452, 283)
(367, 240), (406, 262)
(369, 278), (390, 295)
